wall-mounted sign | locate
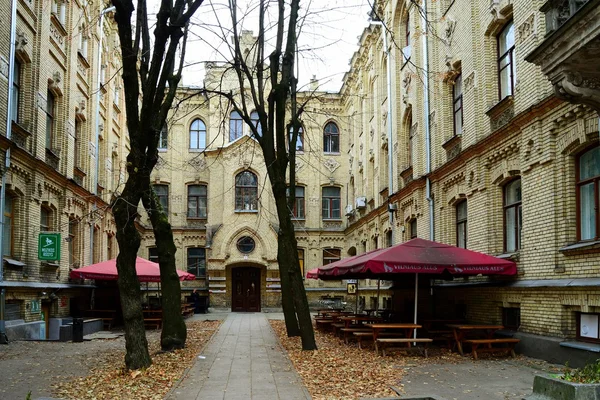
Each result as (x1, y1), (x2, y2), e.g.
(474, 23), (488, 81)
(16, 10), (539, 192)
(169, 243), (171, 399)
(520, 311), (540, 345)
(30, 300), (40, 313)
(38, 233), (61, 261)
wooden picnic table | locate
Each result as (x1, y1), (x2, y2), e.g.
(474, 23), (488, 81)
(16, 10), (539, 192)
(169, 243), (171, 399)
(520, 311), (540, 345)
(447, 324), (504, 355)
(366, 323), (422, 341)
(338, 315), (383, 329)
(84, 309), (117, 330)
(422, 319), (465, 331)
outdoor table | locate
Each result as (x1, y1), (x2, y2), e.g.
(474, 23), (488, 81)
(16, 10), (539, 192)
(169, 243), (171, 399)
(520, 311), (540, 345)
(447, 324), (504, 355)
(422, 319), (466, 331)
(366, 323), (422, 341)
(338, 315), (383, 329)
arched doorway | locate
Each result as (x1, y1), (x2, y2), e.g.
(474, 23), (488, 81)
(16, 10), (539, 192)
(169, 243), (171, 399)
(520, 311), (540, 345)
(231, 266), (261, 312)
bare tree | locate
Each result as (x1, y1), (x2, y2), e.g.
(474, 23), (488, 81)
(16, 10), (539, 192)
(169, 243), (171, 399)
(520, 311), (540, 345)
(205, 0), (316, 349)
(110, 0), (205, 369)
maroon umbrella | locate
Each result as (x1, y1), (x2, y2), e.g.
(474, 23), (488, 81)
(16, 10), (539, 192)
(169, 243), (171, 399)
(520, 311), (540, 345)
(69, 257), (196, 282)
(318, 238), (516, 279)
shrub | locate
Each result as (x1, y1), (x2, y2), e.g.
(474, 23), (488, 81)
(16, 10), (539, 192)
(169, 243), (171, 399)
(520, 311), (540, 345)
(562, 359), (600, 384)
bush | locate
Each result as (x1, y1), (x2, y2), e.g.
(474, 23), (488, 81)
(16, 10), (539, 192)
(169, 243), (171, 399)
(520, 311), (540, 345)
(562, 359), (600, 384)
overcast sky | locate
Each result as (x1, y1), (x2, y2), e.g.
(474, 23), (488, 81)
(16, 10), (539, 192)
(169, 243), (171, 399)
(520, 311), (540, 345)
(149, 0), (372, 92)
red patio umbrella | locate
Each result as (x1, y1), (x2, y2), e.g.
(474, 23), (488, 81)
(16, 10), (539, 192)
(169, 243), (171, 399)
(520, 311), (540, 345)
(69, 257), (196, 282)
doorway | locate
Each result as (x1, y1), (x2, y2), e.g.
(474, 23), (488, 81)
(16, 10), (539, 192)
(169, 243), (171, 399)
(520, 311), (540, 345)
(231, 267), (261, 312)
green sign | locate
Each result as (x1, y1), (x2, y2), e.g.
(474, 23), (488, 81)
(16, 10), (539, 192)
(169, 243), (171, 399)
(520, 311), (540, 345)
(38, 233), (61, 261)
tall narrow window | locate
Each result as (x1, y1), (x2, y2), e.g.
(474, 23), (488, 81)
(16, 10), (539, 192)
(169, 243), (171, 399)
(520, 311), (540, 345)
(289, 126), (304, 152)
(45, 91), (55, 149)
(11, 60), (20, 123)
(229, 111), (243, 141)
(406, 13), (411, 47)
(453, 74), (463, 136)
(578, 145), (600, 240)
(158, 125), (168, 150)
(323, 248), (341, 265)
(93, 227), (100, 263)
(74, 119), (81, 168)
(504, 178), (522, 252)
(250, 111), (262, 136)
(498, 21), (515, 99)
(386, 230), (393, 247)
(107, 234), (114, 259)
(148, 247), (159, 263)
(298, 249), (305, 277)
(190, 119), (206, 150)
(187, 248), (206, 277)
(153, 184), (169, 215)
(402, 13), (411, 64)
(410, 219), (417, 239)
(188, 185), (207, 218)
(408, 121), (415, 166)
(68, 218), (78, 266)
(40, 207), (51, 232)
(322, 186), (341, 219)
(323, 122), (339, 153)
(287, 186), (305, 219)
(235, 171), (258, 211)
(3, 196), (13, 257)
(456, 201), (467, 249)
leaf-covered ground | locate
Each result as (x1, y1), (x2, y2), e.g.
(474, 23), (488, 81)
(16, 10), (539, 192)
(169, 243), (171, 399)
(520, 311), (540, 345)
(270, 321), (467, 400)
(52, 320), (221, 400)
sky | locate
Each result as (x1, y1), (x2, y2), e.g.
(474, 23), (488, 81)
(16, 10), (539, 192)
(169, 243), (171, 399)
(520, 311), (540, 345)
(150, 0), (373, 92)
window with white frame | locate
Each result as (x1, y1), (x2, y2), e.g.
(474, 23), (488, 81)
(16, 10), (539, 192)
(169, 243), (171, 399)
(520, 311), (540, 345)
(230, 111), (243, 141)
(578, 145), (599, 241)
(190, 119), (206, 150)
(504, 178), (522, 252)
(456, 201), (467, 249)
(158, 125), (168, 150)
(235, 171), (258, 211)
(323, 122), (339, 153)
(453, 74), (463, 136)
(498, 21), (515, 100)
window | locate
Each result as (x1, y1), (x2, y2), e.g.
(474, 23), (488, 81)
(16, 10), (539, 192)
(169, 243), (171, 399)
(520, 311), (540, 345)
(235, 171), (258, 211)
(386, 230), (393, 247)
(287, 186), (305, 219)
(190, 119), (206, 150)
(323, 248), (341, 265)
(577, 313), (600, 343)
(236, 236), (255, 254)
(498, 21), (515, 99)
(3, 196), (13, 257)
(74, 119), (81, 168)
(410, 219), (417, 239)
(323, 122), (339, 153)
(11, 60), (20, 123)
(230, 111), (243, 141)
(456, 201), (467, 249)
(289, 126), (304, 152)
(406, 13), (410, 47)
(93, 226), (100, 263)
(504, 178), (522, 252)
(153, 184), (169, 215)
(250, 111), (262, 136)
(187, 185), (207, 218)
(40, 207), (51, 232)
(52, 0), (66, 25)
(298, 249), (305, 277)
(502, 307), (521, 330)
(68, 218), (79, 266)
(45, 91), (55, 149)
(408, 121), (415, 166)
(453, 74), (463, 136)
(322, 186), (341, 219)
(148, 247), (159, 263)
(158, 125), (168, 150)
(402, 13), (411, 64)
(187, 248), (206, 277)
(107, 234), (114, 259)
(578, 145), (600, 240)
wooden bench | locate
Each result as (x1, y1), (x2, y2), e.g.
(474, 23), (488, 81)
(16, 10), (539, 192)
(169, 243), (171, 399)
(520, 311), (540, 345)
(144, 318), (162, 329)
(315, 319), (334, 330)
(331, 323), (345, 335)
(463, 338), (520, 360)
(340, 328), (372, 344)
(101, 318), (114, 330)
(375, 338), (433, 357)
(427, 330), (454, 348)
(353, 332), (406, 349)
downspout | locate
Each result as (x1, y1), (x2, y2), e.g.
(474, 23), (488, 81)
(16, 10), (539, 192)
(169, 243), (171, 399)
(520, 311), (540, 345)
(0, 0), (18, 344)
(90, 6), (115, 265)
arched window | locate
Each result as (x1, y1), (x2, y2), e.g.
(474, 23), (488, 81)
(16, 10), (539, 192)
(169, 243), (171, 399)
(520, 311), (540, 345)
(40, 206), (52, 232)
(250, 111), (262, 136)
(3, 195), (14, 257)
(498, 21), (515, 99)
(190, 119), (206, 150)
(45, 91), (55, 149)
(159, 125), (168, 150)
(323, 248), (341, 265)
(578, 145), (600, 240)
(456, 201), (467, 249)
(504, 178), (522, 252)
(235, 171), (258, 211)
(323, 122), (339, 153)
(289, 125), (304, 152)
(230, 111), (243, 141)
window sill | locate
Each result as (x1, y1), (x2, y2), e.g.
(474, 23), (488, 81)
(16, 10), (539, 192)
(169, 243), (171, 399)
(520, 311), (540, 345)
(324, 152), (341, 156)
(323, 219), (343, 222)
(559, 240), (600, 254)
(497, 251), (520, 261)
(77, 51), (90, 69)
(235, 210), (258, 213)
(486, 95), (514, 117)
(4, 258), (26, 268)
(189, 148), (206, 152)
(158, 148), (167, 153)
(41, 261), (60, 268)
(187, 217), (207, 221)
(442, 134), (462, 150)
(560, 341), (600, 353)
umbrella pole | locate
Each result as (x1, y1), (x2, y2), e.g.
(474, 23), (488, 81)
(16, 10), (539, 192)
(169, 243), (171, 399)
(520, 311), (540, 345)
(376, 280), (380, 312)
(413, 273), (419, 341)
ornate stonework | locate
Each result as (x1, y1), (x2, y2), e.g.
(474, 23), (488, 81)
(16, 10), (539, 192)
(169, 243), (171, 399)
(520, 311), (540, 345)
(323, 158), (340, 172)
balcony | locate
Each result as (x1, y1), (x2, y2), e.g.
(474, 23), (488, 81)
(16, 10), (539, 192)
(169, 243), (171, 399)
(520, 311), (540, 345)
(526, 0), (600, 113)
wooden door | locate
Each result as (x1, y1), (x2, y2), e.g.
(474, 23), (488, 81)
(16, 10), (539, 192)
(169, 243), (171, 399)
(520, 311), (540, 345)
(41, 302), (50, 339)
(231, 267), (261, 312)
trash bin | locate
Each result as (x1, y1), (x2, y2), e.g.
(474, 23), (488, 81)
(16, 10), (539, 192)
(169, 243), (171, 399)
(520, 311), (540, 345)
(72, 317), (84, 342)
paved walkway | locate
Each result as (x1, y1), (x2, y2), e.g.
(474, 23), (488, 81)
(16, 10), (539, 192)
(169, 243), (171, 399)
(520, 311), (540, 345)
(166, 313), (311, 400)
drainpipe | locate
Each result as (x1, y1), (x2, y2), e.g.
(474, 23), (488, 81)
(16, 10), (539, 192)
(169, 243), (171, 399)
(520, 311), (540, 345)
(369, 19), (395, 246)
(90, 6), (115, 265)
(0, 0), (19, 344)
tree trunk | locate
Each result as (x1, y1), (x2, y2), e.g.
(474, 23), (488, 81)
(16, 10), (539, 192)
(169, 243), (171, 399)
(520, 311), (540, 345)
(141, 187), (187, 350)
(271, 180), (317, 350)
(278, 260), (300, 337)
(113, 178), (152, 370)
